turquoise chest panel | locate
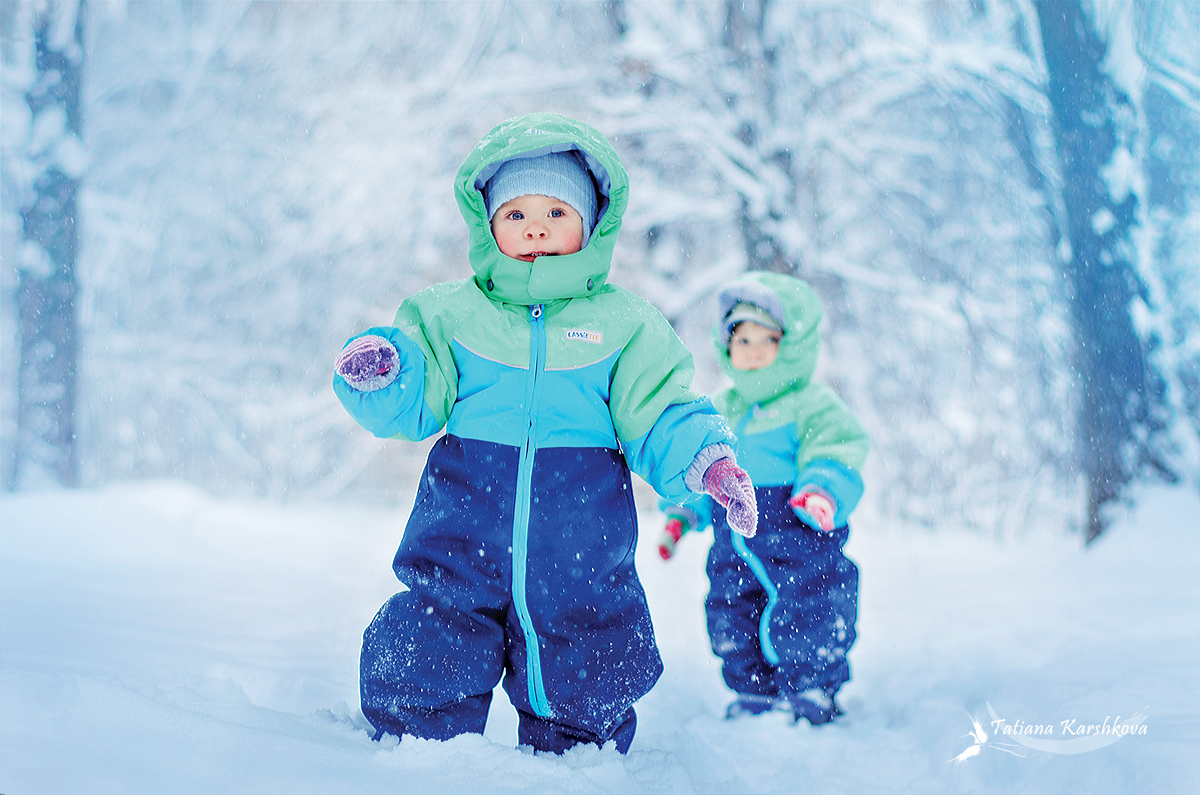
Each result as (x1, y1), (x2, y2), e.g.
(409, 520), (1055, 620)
(732, 411), (798, 488)
(447, 338), (620, 449)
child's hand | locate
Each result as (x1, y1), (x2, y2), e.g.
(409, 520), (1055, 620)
(789, 489), (835, 532)
(335, 334), (399, 392)
(657, 513), (696, 557)
(658, 517), (686, 560)
(703, 458), (757, 538)
(658, 506), (701, 560)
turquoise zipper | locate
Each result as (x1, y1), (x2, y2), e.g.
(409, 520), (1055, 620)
(732, 532), (780, 665)
(730, 407), (780, 665)
(512, 304), (552, 716)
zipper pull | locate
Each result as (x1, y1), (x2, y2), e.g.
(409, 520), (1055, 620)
(530, 304), (543, 320)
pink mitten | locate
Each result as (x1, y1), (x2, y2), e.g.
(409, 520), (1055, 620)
(658, 517), (686, 560)
(703, 458), (757, 538)
(789, 489), (835, 532)
(335, 335), (399, 392)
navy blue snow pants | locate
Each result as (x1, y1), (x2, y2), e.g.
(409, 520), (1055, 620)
(360, 434), (661, 753)
(705, 485), (858, 697)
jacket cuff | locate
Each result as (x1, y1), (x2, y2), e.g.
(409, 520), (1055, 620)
(685, 443), (736, 494)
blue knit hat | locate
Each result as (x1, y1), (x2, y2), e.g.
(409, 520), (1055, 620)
(485, 151), (599, 248)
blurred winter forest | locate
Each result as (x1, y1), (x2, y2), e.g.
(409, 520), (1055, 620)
(2, 0), (1197, 539)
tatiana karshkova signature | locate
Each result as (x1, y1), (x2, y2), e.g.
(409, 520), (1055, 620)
(949, 702), (1149, 766)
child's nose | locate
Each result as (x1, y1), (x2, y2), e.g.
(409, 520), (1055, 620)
(525, 222), (548, 239)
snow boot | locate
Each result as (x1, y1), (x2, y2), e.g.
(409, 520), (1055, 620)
(779, 688), (843, 726)
(724, 693), (777, 719)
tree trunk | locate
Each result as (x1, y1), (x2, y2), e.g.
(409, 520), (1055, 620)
(13, 2), (85, 489)
(1035, 0), (1168, 542)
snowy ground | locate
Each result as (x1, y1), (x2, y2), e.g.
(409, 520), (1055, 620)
(2, 476), (1198, 794)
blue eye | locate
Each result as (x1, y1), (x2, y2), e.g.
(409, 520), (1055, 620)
(508, 211), (524, 220)
(550, 208), (564, 218)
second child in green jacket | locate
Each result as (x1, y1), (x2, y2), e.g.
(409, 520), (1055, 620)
(661, 271), (870, 725)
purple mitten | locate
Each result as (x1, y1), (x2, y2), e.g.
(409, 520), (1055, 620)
(335, 335), (399, 392)
(703, 457), (757, 538)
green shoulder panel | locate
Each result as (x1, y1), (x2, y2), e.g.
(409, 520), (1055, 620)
(787, 383), (870, 473)
(591, 286), (703, 442)
(713, 386), (745, 423)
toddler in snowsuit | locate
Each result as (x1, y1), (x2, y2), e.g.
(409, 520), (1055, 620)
(333, 113), (758, 754)
(660, 271), (869, 725)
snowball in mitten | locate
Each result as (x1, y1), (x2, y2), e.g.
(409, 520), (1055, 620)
(703, 458), (757, 538)
(335, 335), (399, 392)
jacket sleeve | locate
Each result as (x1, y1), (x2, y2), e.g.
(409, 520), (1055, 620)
(387, 288), (460, 437)
(332, 325), (447, 441)
(332, 284), (462, 442)
(608, 296), (737, 503)
(792, 385), (870, 527)
(624, 400), (735, 503)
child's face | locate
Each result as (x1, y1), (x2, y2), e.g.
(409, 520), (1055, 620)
(490, 194), (584, 262)
(728, 321), (781, 371)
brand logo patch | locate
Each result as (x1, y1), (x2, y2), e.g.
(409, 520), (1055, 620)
(565, 329), (604, 345)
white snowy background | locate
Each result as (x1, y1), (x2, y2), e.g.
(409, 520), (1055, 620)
(2, 1), (1198, 793)
(2, 480), (1197, 793)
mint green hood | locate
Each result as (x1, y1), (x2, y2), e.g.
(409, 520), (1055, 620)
(714, 272), (824, 406)
(455, 113), (628, 305)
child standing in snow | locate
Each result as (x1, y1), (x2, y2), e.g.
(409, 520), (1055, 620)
(332, 113), (758, 754)
(659, 271), (869, 725)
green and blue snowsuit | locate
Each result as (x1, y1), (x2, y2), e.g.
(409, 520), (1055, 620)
(667, 272), (870, 700)
(334, 114), (734, 752)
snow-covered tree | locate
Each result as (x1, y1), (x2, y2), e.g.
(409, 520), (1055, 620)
(1035, 0), (1197, 541)
(1, 0), (86, 490)
(1096, 0), (1200, 494)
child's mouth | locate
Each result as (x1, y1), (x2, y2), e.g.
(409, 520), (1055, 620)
(521, 252), (550, 261)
